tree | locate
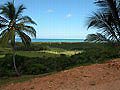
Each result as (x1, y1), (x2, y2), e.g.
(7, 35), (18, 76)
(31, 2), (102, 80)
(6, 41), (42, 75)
(85, 33), (109, 42)
(0, 2), (36, 76)
(86, 0), (120, 42)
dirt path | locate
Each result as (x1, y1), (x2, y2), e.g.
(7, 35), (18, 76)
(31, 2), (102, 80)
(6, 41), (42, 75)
(1, 58), (120, 90)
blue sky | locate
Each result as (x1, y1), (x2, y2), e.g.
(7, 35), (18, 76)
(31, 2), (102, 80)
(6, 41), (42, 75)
(1, 0), (97, 39)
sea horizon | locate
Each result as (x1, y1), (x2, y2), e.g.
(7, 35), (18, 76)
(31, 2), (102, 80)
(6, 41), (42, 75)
(16, 38), (85, 42)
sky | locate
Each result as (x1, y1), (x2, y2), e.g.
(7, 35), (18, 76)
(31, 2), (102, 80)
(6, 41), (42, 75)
(0, 0), (97, 39)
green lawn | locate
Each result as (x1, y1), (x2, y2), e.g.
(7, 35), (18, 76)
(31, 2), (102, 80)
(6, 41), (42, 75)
(16, 51), (60, 58)
(39, 50), (82, 56)
(0, 44), (82, 58)
(15, 50), (81, 58)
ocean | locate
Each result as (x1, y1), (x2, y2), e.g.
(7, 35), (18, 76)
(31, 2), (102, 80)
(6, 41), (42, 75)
(16, 38), (85, 42)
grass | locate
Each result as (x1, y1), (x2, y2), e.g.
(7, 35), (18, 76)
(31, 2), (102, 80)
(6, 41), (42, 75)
(0, 72), (57, 87)
(16, 51), (60, 58)
(0, 75), (35, 86)
(38, 50), (82, 56)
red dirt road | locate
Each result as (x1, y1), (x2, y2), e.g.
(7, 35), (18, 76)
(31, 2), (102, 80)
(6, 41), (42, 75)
(1, 58), (120, 90)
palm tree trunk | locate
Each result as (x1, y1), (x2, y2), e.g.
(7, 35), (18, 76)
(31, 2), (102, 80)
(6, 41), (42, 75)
(12, 48), (20, 76)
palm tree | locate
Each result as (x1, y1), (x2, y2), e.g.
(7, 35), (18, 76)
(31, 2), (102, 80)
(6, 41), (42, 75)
(0, 2), (36, 76)
(85, 33), (109, 42)
(86, 0), (120, 42)
(96, 0), (120, 36)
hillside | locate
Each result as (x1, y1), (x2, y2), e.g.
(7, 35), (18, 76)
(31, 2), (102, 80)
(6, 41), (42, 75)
(1, 58), (120, 90)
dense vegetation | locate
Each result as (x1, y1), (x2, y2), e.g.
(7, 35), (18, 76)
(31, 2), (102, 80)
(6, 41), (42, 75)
(0, 42), (120, 77)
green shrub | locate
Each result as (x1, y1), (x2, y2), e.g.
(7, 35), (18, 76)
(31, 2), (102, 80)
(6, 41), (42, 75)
(0, 43), (120, 77)
(71, 47), (120, 65)
(26, 64), (46, 75)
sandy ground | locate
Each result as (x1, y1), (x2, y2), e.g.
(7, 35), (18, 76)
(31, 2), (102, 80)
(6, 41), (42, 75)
(1, 58), (120, 90)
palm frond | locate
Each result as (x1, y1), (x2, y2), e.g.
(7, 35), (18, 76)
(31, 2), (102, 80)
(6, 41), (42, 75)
(0, 29), (10, 46)
(0, 29), (8, 38)
(87, 11), (119, 42)
(0, 24), (7, 30)
(0, 16), (8, 24)
(0, 2), (15, 20)
(17, 16), (37, 25)
(22, 26), (36, 37)
(17, 31), (31, 47)
(95, 0), (111, 13)
(15, 4), (26, 19)
(16, 23), (36, 37)
(85, 33), (109, 42)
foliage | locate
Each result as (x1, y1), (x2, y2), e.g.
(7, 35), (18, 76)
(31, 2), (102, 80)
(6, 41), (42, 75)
(0, 2), (36, 47)
(86, 0), (120, 42)
(0, 42), (119, 77)
(0, 1), (36, 76)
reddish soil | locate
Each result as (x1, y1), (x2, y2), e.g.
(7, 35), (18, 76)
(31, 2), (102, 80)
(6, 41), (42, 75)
(1, 58), (120, 90)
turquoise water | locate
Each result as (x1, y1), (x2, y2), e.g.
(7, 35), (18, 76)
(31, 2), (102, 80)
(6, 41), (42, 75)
(16, 38), (84, 42)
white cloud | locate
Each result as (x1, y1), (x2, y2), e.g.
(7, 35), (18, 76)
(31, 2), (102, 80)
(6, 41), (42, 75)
(47, 9), (54, 13)
(65, 13), (72, 18)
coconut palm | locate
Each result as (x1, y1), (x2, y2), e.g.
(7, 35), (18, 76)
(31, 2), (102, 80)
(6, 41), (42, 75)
(0, 2), (36, 76)
(95, 0), (120, 36)
(86, 0), (120, 42)
(85, 33), (109, 42)
(86, 12), (119, 42)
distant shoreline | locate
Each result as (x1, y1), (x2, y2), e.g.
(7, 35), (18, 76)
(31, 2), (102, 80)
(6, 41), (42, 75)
(16, 38), (85, 42)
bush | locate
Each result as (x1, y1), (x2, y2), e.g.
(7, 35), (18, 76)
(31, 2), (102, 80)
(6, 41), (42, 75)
(25, 64), (46, 75)
(0, 43), (120, 77)
(0, 54), (72, 76)
(71, 47), (120, 65)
